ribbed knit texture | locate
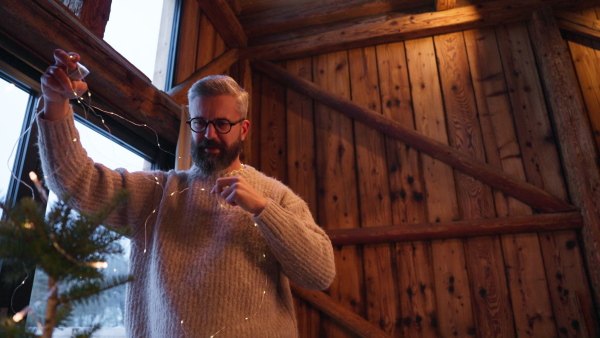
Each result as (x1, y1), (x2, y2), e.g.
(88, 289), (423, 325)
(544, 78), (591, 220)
(37, 111), (336, 337)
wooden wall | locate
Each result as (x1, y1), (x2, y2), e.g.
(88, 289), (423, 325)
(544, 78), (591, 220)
(249, 20), (598, 338)
(173, 5), (599, 337)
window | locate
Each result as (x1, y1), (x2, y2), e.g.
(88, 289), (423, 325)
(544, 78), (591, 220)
(0, 76), (30, 217)
(103, 0), (166, 82)
(26, 120), (151, 337)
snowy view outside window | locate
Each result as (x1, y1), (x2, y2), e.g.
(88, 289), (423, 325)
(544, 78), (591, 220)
(26, 121), (150, 335)
(22, 0), (166, 335)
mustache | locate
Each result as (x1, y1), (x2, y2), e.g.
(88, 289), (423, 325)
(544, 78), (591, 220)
(197, 138), (225, 151)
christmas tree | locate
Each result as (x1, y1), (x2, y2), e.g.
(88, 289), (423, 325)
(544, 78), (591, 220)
(0, 189), (133, 338)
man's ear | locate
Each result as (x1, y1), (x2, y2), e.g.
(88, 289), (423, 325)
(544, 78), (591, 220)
(240, 119), (250, 141)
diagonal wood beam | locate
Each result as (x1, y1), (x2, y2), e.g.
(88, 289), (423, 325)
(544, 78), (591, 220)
(197, 0), (247, 48)
(168, 49), (239, 105)
(253, 61), (576, 213)
(0, 0), (181, 145)
(290, 283), (391, 338)
(436, 0), (456, 11)
(243, 0), (588, 61)
(62, 0), (112, 38)
(555, 10), (600, 40)
(327, 212), (583, 245)
(240, 0), (424, 39)
(528, 4), (600, 314)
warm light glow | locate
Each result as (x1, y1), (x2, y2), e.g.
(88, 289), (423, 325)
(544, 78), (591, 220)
(87, 261), (108, 269)
(28, 171), (38, 182)
(23, 221), (34, 229)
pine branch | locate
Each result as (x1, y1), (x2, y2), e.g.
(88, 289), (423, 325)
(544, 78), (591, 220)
(58, 274), (134, 305)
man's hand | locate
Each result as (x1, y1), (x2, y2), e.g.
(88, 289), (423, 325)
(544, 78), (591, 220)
(41, 49), (88, 120)
(211, 176), (267, 215)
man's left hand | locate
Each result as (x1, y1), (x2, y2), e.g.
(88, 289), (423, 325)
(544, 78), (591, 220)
(211, 176), (267, 215)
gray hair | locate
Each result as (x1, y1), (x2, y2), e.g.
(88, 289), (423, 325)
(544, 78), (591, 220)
(187, 75), (249, 119)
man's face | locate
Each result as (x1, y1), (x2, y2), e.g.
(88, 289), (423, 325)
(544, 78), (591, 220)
(189, 94), (249, 175)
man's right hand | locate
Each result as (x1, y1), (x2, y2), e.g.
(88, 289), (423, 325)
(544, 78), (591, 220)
(40, 49), (88, 120)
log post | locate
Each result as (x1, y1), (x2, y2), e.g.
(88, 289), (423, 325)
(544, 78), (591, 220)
(528, 6), (600, 309)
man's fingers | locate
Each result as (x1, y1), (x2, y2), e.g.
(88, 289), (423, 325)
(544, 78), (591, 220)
(53, 49), (78, 71)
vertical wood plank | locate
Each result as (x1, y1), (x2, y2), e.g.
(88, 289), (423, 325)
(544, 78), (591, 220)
(196, 12), (216, 70)
(496, 21), (596, 336)
(174, 0), (200, 84)
(249, 71), (262, 170)
(405, 37), (475, 337)
(434, 31), (513, 337)
(347, 46), (397, 334)
(313, 51), (364, 338)
(239, 59), (254, 167)
(286, 57), (320, 337)
(376, 42), (439, 337)
(259, 70), (287, 181)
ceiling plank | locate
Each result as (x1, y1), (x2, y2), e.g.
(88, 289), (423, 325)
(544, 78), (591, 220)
(0, 0), (181, 145)
(252, 60), (576, 213)
(327, 212), (583, 245)
(168, 48), (239, 105)
(197, 0), (247, 48)
(435, 0), (456, 11)
(555, 10), (600, 40)
(243, 0), (590, 61)
(240, 0), (428, 38)
(290, 283), (391, 338)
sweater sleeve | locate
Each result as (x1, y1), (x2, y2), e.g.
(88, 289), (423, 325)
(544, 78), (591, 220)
(253, 191), (335, 290)
(37, 110), (162, 233)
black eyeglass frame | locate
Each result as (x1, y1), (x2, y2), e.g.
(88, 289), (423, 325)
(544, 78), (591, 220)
(185, 117), (246, 134)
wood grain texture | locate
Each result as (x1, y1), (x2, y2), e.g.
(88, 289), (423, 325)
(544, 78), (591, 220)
(243, 0), (575, 61)
(251, 61), (575, 212)
(405, 37), (474, 337)
(348, 46), (397, 334)
(313, 51), (364, 337)
(259, 72), (287, 181)
(286, 57), (320, 337)
(153, 0), (177, 90)
(197, 0), (247, 47)
(529, 7), (600, 331)
(435, 31), (514, 337)
(196, 12), (217, 70)
(376, 42), (438, 337)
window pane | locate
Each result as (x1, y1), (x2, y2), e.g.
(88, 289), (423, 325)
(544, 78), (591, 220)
(0, 77), (29, 215)
(26, 121), (151, 336)
(103, 0), (165, 81)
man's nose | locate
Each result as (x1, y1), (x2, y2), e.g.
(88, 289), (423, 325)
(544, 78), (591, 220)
(203, 123), (218, 139)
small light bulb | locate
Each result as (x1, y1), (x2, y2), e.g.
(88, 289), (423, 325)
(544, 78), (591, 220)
(12, 311), (25, 322)
(73, 138), (77, 142)
(180, 320), (183, 324)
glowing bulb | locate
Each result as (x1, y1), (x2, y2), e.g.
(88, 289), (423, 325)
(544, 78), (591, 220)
(201, 188), (205, 191)
(12, 311), (25, 322)
(262, 254), (266, 258)
(29, 171), (38, 181)
(170, 192), (175, 196)
(245, 317), (249, 320)
(180, 320), (183, 324)
(144, 249), (147, 253)
(254, 223), (258, 227)
(87, 261), (108, 269)
(113, 268), (117, 272)
(73, 138), (77, 142)
(23, 221), (34, 229)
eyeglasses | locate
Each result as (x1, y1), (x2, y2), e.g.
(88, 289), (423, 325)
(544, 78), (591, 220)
(185, 117), (245, 134)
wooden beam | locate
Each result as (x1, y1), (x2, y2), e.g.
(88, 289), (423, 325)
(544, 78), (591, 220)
(0, 0), (181, 145)
(240, 0), (425, 39)
(290, 284), (391, 338)
(528, 5), (600, 312)
(197, 0), (247, 48)
(168, 48), (239, 105)
(243, 0), (589, 61)
(436, 0), (456, 11)
(252, 61), (575, 213)
(555, 10), (600, 40)
(327, 212), (583, 245)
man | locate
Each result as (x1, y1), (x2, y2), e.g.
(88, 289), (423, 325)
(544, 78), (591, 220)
(38, 49), (335, 337)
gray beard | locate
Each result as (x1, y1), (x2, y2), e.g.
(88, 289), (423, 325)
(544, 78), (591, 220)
(191, 137), (243, 176)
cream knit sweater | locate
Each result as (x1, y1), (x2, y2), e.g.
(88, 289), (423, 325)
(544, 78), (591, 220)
(37, 112), (336, 337)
